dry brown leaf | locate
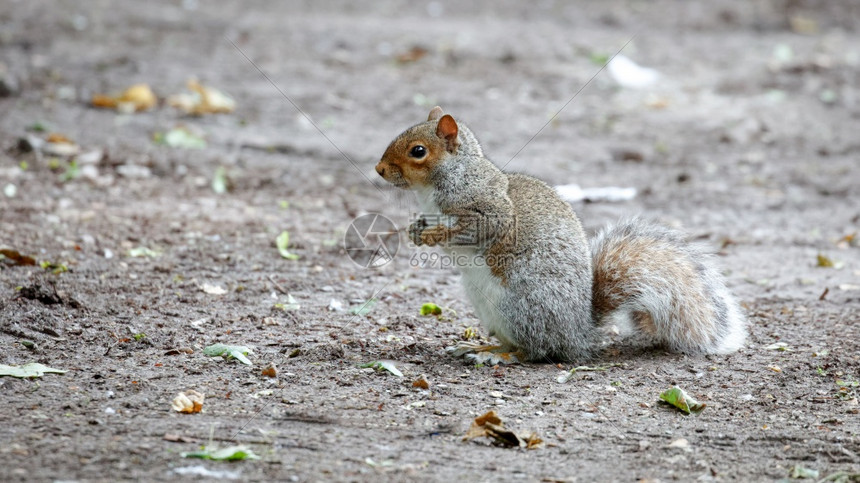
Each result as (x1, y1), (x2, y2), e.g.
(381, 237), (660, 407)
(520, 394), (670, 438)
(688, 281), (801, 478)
(163, 433), (199, 443)
(45, 133), (74, 144)
(261, 364), (277, 378)
(171, 389), (204, 413)
(396, 46), (429, 64)
(167, 79), (235, 115)
(412, 375), (429, 390)
(92, 84), (157, 113)
(0, 249), (36, 266)
(463, 410), (542, 449)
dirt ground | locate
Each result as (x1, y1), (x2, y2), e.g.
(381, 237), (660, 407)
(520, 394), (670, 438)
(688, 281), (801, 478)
(1, 1), (859, 481)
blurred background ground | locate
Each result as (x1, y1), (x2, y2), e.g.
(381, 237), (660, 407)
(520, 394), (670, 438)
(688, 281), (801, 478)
(0, 1), (859, 481)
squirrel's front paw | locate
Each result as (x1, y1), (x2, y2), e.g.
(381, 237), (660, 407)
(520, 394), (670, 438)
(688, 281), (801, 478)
(419, 225), (448, 247)
(446, 342), (524, 365)
(408, 218), (428, 246)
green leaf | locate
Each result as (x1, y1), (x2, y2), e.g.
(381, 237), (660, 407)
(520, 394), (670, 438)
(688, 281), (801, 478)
(39, 260), (68, 274)
(276, 231), (299, 260)
(60, 160), (80, 182)
(360, 360), (403, 377)
(203, 344), (253, 365)
(182, 445), (260, 461)
(0, 363), (67, 378)
(589, 52), (610, 65)
(420, 303), (442, 316)
(350, 298), (377, 317)
(26, 121), (50, 132)
(659, 386), (706, 415)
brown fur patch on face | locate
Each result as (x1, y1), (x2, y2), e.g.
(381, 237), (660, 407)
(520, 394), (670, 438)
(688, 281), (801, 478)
(376, 122), (448, 189)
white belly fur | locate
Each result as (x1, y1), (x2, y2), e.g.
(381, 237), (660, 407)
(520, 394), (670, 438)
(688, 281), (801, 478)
(458, 254), (510, 343)
(412, 186), (510, 344)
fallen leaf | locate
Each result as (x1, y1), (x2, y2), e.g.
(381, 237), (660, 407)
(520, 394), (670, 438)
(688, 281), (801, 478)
(154, 127), (206, 149)
(168, 79), (236, 115)
(816, 254), (844, 269)
(350, 298), (377, 316)
(276, 231), (299, 260)
(201, 283), (227, 295)
(768, 365), (782, 373)
(42, 133), (80, 157)
(163, 433), (199, 443)
(261, 364), (277, 378)
(211, 166), (229, 194)
(0, 362), (67, 378)
(360, 360), (403, 377)
(127, 246), (160, 258)
(764, 342), (790, 351)
(412, 375), (430, 390)
(395, 46), (429, 64)
(0, 248), (36, 266)
(420, 303), (442, 316)
(273, 294), (300, 311)
(203, 343), (253, 365)
(557, 363), (623, 383)
(463, 410), (542, 449)
(46, 133), (73, 144)
(789, 465), (819, 479)
(92, 83), (157, 113)
(171, 390), (205, 414)
(182, 445), (259, 461)
(659, 386), (706, 415)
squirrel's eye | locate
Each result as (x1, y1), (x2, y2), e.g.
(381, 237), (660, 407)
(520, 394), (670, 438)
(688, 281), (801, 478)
(409, 145), (427, 158)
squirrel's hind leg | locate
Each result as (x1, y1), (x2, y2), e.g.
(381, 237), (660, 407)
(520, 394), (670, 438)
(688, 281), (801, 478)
(445, 341), (525, 365)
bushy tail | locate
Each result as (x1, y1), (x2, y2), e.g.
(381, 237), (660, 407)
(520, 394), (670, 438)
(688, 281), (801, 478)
(590, 218), (746, 354)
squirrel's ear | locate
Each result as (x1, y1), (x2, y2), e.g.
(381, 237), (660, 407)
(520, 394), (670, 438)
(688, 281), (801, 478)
(427, 106), (444, 121)
(436, 114), (460, 153)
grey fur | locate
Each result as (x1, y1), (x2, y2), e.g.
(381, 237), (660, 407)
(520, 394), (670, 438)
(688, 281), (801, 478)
(380, 113), (747, 363)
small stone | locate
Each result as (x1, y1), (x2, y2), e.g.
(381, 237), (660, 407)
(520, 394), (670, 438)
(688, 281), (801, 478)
(116, 164), (152, 179)
(668, 438), (690, 450)
(75, 149), (103, 165)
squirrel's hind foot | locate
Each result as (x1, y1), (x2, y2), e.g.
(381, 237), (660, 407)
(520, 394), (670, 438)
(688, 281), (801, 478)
(445, 341), (524, 365)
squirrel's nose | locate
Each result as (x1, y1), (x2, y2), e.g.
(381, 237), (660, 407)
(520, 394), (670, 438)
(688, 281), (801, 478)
(375, 164), (385, 177)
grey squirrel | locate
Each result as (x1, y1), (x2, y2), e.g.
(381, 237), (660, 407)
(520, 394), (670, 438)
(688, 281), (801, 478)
(375, 106), (746, 364)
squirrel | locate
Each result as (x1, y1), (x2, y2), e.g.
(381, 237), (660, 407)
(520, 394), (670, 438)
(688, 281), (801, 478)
(375, 106), (746, 364)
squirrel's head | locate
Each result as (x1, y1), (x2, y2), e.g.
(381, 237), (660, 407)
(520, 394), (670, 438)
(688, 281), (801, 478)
(376, 106), (461, 189)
